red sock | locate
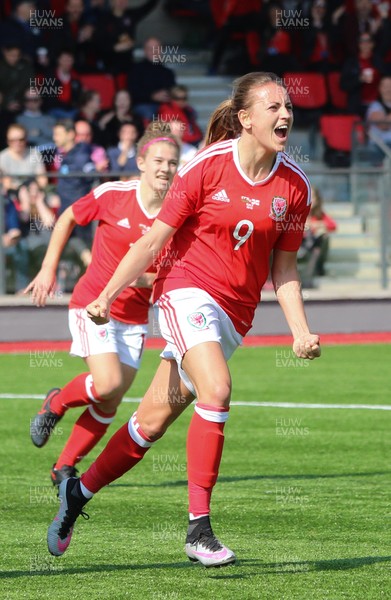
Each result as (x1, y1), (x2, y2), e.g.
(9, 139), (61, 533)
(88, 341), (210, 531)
(50, 373), (105, 416)
(55, 405), (116, 469)
(187, 403), (229, 517)
(81, 412), (154, 493)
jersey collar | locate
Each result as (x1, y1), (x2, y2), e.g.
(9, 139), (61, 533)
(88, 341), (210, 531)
(232, 138), (281, 186)
(136, 180), (160, 219)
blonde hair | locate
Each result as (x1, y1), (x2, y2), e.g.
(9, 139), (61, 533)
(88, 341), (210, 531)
(136, 121), (180, 158)
(204, 72), (286, 145)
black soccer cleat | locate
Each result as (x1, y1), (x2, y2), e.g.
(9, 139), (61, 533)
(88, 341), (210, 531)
(30, 388), (63, 447)
(185, 515), (236, 567)
(47, 477), (89, 556)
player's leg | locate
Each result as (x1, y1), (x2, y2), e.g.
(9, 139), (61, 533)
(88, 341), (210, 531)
(156, 289), (241, 567)
(181, 342), (236, 567)
(47, 358), (194, 556)
(30, 309), (141, 450)
(51, 354), (137, 485)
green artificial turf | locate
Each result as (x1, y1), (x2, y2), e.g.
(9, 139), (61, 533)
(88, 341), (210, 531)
(0, 345), (390, 600)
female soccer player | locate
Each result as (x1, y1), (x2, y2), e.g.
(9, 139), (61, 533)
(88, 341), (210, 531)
(26, 123), (185, 486)
(47, 72), (321, 567)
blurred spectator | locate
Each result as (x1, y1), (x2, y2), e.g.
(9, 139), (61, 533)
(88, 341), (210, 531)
(51, 120), (93, 264)
(300, 0), (335, 72)
(74, 89), (103, 144)
(95, 0), (159, 74)
(4, 177), (64, 295)
(366, 74), (391, 162)
(331, 0), (386, 60)
(43, 49), (82, 119)
(14, 178), (58, 282)
(46, 0), (98, 72)
(168, 119), (198, 167)
(258, 1), (297, 76)
(158, 85), (203, 146)
(74, 119), (108, 172)
(0, 1), (45, 61)
(2, 193), (27, 293)
(0, 124), (47, 194)
(128, 37), (176, 122)
(16, 88), (56, 148)
(107, 122), (139, 176)
(0, 102), (14, 149)
(340, 32), (385, 117)
(374, 2), (391, 65)
(208, 0), (262, 74)
(99, 89), (144, 147)
(0, 43), (35, 114)
(52, 120), (94, 213)
(299, 186), (337, 287)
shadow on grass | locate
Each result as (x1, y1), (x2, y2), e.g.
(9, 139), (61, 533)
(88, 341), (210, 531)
(205, 556), (391, 579)
(110, 470), (391, 489)
(0, 561), (194, 579)
(1, 555), (390, 580)
(260, 555), (391, 575)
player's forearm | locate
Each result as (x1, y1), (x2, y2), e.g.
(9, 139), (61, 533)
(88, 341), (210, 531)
(41, 207), (76, 272)
(272, 258), (310, 339)
(275, 279), (311, 339)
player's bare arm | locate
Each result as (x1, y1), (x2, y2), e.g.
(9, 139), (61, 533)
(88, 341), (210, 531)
(24, 206), (77, 307)
(87, 219), (176, 323)
(272, 248), (321, 360)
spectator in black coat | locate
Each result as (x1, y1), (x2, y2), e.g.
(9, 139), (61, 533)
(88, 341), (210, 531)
(340, 32), (385, 117)
(0, 0), (45, 62)
(99, 89), (144, 147)
(128, 37), (176, 123)
(0, 43), (35, 114)
(46, 0), (98, 73)
(41, 49), (82, 120)
(95, 0), (159, 74)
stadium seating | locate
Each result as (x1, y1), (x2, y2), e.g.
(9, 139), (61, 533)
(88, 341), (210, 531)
(320, 114), (362, 167)
(320, 114), (361, 153)
(283, 72), (328, 110)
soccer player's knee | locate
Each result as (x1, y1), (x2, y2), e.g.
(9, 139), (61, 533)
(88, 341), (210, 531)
(94, 377), (123, 402)
(200, 381), (231, 407)
(138, 416), (165, 442)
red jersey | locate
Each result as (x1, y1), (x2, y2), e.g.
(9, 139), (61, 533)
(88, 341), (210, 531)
(70, 179), (158, 324)
(153, 139), (311, 336)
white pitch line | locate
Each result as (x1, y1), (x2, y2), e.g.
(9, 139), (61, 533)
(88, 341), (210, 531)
(0, 394), (390, 410)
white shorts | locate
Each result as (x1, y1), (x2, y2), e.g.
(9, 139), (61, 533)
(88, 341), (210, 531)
(155, 288), (242, 395)
(68, 308), (148, 370)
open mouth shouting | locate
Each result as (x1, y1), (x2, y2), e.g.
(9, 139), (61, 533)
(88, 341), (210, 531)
(274, 124), (289, 143)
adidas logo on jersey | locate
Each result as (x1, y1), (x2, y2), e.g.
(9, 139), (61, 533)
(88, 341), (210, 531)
(211, 189), (230, 203)
(117, 218), (131, 229)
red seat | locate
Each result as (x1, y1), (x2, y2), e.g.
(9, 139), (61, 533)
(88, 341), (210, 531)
(114, 73), (128, 91)
(320, 115), (361, 152)
(327, 71), (348, 110)
(283, 72), (327, 109)
(78, 74), (116, 110)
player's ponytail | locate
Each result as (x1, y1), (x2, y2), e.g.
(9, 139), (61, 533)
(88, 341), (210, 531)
(205, 72), (286, 145)
(204, 99), (238, 145)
